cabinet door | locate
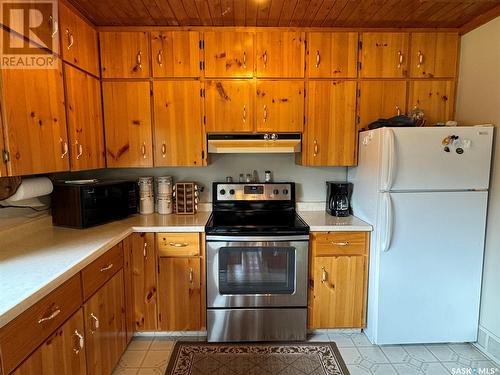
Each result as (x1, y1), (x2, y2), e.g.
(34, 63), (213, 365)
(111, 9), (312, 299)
(2, 66), (69, 175)
(64, 64), (105, 171)
(205, 80), (254, 132)
(100, 32), (150, 78)
(158, 257), (201, 331)
(256, 31), (305, 78)
(123, 238), (134, 344)
(204, 31), (254, 77)
(312, 256), (366, 328)
(307, 32), (358, 78)
(11, 309), (86, 375)
(151, 31), (200, 77)
(84, 272), (126, 375)
(103, 81), (153, 167)
(360, 32), (409, 78)
(304, 81), (357, 166)
(127, 233), (157, 331)
(410, 33), (459, 78)
(409, 80), (455, 125)
(255, 80), (304, 132)
(153, 81), (204, 166)
(58, 2), (99, 76)
(358, 80), (407, 130)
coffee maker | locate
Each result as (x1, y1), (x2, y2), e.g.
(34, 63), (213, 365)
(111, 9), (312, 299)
(326, 182), (353, 217)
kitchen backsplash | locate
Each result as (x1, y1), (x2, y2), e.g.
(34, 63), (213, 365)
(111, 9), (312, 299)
(54, 154), (347, 203)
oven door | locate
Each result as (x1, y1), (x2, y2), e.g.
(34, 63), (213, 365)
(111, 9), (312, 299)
(206, 235), (309, 308)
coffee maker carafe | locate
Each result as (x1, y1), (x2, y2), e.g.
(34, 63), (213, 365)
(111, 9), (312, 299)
(326, 182), (353, 217)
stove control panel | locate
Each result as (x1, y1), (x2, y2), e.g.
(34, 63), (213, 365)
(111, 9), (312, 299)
(216, 183), (292, 201)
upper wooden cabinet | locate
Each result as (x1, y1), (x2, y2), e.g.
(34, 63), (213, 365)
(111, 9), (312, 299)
(255, 80), (304, 132)
(410, 33), (459, 78)
(1, 66), (69, 176)
(255, 31), (305, 78)
(204, 31), (254, 77)
(102, 81), (153, 167)
(303, 80), (357, 166)
(100, 32), (150, 78)
(151, 31), (201, 77)
(307, 32), (358, 78)
(205, 80), (255, 132)
(360, 32), (409, 78)
(64, 64), (105, 171)
(153, 81), (204, 166)
(358, 80), (407, 130)
(58, 2), (99, 76)
(409, 80), (455, 125)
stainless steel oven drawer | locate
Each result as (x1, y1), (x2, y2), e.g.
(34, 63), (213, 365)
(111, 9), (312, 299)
(207, 308), (307, 342)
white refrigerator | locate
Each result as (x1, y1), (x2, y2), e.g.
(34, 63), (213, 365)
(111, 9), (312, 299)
(348, 126), (493, 345)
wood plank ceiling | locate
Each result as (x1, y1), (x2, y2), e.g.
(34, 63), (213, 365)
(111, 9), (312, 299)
(70, 0), (500, 28)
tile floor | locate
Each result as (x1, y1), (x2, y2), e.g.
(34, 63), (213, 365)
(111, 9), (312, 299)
(112, 332), (500, 375)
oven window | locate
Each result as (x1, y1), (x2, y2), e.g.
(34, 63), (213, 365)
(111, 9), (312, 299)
(218, 247), (295, 294)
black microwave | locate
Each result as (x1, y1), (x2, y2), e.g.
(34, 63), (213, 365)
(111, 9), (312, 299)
(52, 180), (138, 228)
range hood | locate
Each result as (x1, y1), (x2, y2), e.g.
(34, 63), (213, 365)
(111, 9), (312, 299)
(207, 133), (301, 154)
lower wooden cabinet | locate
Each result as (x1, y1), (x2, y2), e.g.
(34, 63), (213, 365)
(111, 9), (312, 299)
(84, 271), (126, 375)
(11, 308), (87, 375)
(309, 232), (369, 329)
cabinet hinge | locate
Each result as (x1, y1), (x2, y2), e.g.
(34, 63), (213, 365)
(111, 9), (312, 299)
(304, 88), (306, 97)
(158, 263), (160, 273)
(357, 115), (361, 124)
(2, 150), (9, 164)
(199, 39), (205, 49)
(357, 88), (361, 97)
(203, 115), (206, 125)
(199, 61), (205, 70)
(202, 150), (205, 160)
(200, 88), (205, 97)
(303, 115), (306, 126)
(158, 313), (161, 322)
(358, 40), (362, 49)
(358, 62), (362, 70)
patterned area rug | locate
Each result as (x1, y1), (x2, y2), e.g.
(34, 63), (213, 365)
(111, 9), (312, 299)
(165, 342), (350, 375)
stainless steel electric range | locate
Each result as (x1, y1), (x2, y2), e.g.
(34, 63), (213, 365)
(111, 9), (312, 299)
(205, 182), (310, 342)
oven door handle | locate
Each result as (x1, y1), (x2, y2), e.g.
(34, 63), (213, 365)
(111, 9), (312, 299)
(206, 235), (310, 242)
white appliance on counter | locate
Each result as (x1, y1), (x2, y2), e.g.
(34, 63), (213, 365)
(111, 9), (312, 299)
(348, 126), (493, 345)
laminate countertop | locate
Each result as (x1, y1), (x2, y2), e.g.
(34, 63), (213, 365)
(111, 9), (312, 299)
(0, 211), (371, 328)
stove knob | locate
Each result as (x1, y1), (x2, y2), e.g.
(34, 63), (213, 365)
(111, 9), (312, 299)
(273, 189), (279, 195)
(229, 189), (235, 195)
(283, 189), (289, 195)
(220, 189), (226, 195)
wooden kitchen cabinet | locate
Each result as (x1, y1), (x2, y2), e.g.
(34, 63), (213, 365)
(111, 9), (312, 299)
(103, 81), (153, 167)
(58, 2), (99, 77)
(410, 33), (459, 78)
(100, 31), (150, 78)
(1, 65), (69, 176)
(360, 32), (409, 78)
(153, 80), (204, 166)
(204, 31), (254, 77)
(307, 32), (358, 78)
(151, 31), (201, 77)
(205, 80), (255, 132)
(158, 257), (201, 331)
(309, 232), (369, 329)
(409, 80), (455, 125)
(64, 63), (105, 171)
(255, 31), (305, 78)
(255, 80), (304, 132)
(302, 80), (357, 166)
(124, 233), (158, 332)
(358, 80), (407, 130)
(84, 271), (126, 375)
(11, 308), (87, 375)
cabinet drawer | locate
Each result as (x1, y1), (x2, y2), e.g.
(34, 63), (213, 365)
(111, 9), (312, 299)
(0, 274), (82, 375)
(81, 243), (123, 301)
(312, 232), (368, 256)
(157, 233), (200, 257)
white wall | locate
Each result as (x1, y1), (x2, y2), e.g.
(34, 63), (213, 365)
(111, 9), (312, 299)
(456, 16), (500, 361)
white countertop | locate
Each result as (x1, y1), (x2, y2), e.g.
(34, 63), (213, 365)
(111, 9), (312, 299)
(0, 211), (371, 328)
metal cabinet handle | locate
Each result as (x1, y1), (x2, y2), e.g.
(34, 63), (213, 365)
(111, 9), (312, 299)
(72, 329), (84, 354)
(65, 29), (74, 50)
(61, 140), (68, 159)
(141, 143), (147, 159)
(395, 105), (401, 116)
(157, 49), (163, 66)
(313, 140), (318, 156)
(331, 241), (349, 246)
(263, 105), (268, 122)
(90, 313), (99, 334)
(321, 267), (327, 283)
(417, 50), (423, 67)
(76, 141), (83, 160)
(263, 50), (267, 68)
(38, 307), (61, 324)
(136, 50), (143, 70)
(242, 105), (246, 123)
(315, 50), (321, 68)
(242, 51), (247, 69)
(161, 142), (166, 158)
(143, 241), (147, 258)
(397, 51), (403, 69)
(169, 242), (188, 247)
(100, 263), (113, 272)
(49, 16), (58, 38)
(189, 268), (194, 284)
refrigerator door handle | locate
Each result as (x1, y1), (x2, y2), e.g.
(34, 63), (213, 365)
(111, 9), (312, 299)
(381, 192), (394, 252)
(382, 128), (396, 191)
